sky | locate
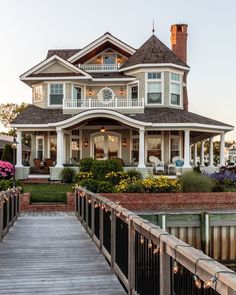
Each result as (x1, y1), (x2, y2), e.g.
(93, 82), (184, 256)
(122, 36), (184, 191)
(0, 0), (236, 140)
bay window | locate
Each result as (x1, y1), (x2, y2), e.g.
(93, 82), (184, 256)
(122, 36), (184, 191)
(49, 83), (64, 105)
(131, 84), (138, 99)
(170, 73), (181, 106)
(147, 72), (162, 104)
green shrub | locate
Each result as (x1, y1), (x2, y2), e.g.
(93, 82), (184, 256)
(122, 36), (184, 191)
(125, 182), (144, 193)
(126, 169), (143, 181)
(0, 179), (21, 191)
(91, 159), (123, 181)
(74, 171), (93, 183)
(60, 168), (75, 183)
(212, 184), (224, 192)
(105, 171), (128, 185)
(181, 172), (214, 192)
(1, 144), (13, 163)
(79, 179), (113, 193)
(79, 158), (94, 172)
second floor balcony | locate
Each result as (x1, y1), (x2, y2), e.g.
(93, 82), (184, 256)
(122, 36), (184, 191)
(78, 63), (121, 72)
(63, 97), (144, 113)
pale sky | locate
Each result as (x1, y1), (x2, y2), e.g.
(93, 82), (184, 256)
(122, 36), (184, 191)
(0, 0), (235, 139)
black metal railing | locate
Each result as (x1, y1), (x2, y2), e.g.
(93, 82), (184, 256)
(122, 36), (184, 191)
(75, 187), (236, 295)
(0, 188), (21, 241)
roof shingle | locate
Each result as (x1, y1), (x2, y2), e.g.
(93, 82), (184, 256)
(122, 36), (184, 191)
(11, 105), (232, 128)
(121, 35), (189, 69)
(47, 49), (81, 59)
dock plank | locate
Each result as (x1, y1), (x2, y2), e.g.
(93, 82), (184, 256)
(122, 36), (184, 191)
(0, 213), (126, 295)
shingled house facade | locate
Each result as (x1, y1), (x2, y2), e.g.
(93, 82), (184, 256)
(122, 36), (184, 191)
(12, 24), (233, 180)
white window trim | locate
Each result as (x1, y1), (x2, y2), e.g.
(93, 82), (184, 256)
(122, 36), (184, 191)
(47, 82), (65, 107)
(130, 129), (139, 163)
(145, 72), (164, 106)
(33, 84), (43, 103)
(145, 131), (164, 163)
(70, 131), (80, 161)
(47, 134), (57, 160)
(169, 71), (183, 107)
(36, 136), (44, 160)
(169, 131), (182, 162)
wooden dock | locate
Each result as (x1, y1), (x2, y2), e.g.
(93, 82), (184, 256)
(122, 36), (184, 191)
(0, 212), (126, 295)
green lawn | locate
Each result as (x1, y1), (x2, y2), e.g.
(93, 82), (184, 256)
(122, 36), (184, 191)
(23, 183), (73, 203)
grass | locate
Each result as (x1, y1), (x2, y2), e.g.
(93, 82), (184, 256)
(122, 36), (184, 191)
(23, 183), (73, 203)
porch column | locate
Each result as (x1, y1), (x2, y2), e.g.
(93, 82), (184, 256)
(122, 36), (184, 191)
(16, 130), (23, 167)
(200, 141), (205, 166)
(209, 137), (214, 167)
(220, 133), (225, 166)
(138, 128), (146, 168)
(56, 129), (64, 168)
(183, 130), (191, 168)
(194, 143), (198, 166)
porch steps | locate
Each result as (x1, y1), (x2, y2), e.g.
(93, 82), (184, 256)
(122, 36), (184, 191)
(22, 174), (50, 184)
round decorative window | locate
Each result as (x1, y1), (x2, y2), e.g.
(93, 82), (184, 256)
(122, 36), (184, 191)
(98, 87), (115, 103)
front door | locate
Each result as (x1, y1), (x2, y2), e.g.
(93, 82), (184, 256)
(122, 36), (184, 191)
(93, 133), (120, 160)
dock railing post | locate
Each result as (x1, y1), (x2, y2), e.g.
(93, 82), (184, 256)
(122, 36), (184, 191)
(91, 197), (95, 237)
(110, 208), (116, 270)
(160, 240), (171, 295)
(128, 218), (135, 295)
(99, 204), (104, 253)
(200, 212), (210, 256)
(0, 201), (3, 241)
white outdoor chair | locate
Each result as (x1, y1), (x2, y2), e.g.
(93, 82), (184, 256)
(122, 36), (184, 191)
(149, 156), (165, 174)
(172, 156), (185, 172)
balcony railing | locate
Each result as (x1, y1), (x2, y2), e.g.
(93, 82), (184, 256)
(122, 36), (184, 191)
(63, 98), (144, 111)
(78, 64), (121, 72)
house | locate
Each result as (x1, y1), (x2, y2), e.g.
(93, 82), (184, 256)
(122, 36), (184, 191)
(226, 141), (236, 164)
(11, 24), (234, 180)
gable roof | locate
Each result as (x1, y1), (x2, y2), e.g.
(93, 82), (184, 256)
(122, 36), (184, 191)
(68, 32), (136, 63)
(20, 55), (92, 81)
(121, 35), (189, 70)
(47, 49), (81, 59)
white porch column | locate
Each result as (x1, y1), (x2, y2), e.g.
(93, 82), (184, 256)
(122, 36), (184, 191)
(183, 130), (191, 168)
(194, 143), (198, 166)
(16, 130), (23, 167)
(200, 141), (205, 166)
(220, 133), (225, 166)
(56, 129), (64, 168)
(138, 128), (146, 168)
(209, 137), (214, 167)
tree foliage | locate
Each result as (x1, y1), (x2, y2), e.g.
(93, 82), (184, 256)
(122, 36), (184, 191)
(0, 103), (27, 128)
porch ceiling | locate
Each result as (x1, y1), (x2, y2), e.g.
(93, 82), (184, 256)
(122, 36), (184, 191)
(190, 131), (219, 144)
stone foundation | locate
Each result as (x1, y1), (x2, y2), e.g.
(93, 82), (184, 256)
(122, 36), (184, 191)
(50, 167), (79, 181)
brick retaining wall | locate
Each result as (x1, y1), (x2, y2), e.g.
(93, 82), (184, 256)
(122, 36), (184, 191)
(20, 192), (75, 211)
(102, 192), (236, 211)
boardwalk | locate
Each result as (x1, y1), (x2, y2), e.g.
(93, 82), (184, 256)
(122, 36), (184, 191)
(0, 213), (126, 295)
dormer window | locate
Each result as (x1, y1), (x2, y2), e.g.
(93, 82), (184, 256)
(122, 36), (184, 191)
(104, 54), (116, 64)
(49, 83), (64, 105)
(146, 72), (162, 104)
(170, 73), (181, 106)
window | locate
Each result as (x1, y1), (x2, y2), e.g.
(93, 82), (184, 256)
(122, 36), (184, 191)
(147, 72), (162, 104)
(34, 85), (43, 102)
(73, 86), (82, 100)
(170, 73), (181, 106)
(170, 131), (180, 160)
(98, 87), (115, 102)
(49, 84), (63, 105)
(131, 134), (139, 162)
(49, 137), (57, 161)
(36, 136), (44, 161)
(131, 85), (138, 99)
(104, 54), (116, 64)
(147, 136), (162, 161)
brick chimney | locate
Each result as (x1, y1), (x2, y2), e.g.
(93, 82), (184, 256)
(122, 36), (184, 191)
(171, 24), (189, 111)
(170, 24), (188, 64)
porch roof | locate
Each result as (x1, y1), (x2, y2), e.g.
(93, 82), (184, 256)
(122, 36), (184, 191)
(11, 104), (233, 130)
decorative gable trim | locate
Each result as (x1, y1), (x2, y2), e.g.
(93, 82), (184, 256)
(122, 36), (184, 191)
(119, 63), (190, 72)
(68, 33), (136, 63)
(20, 55), (92, 81)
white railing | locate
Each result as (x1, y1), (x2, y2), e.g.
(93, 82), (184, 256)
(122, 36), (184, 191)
(79, 64), (121, 72)
(63, 97), (144, 110)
